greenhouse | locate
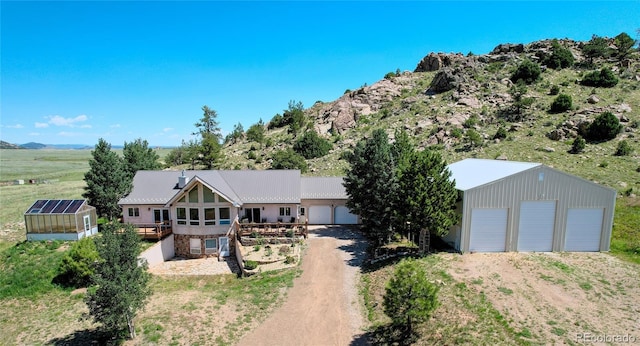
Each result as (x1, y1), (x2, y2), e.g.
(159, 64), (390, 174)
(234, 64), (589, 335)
(24, 199), (98, 241)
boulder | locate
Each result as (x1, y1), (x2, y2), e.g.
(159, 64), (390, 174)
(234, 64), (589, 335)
(587, 95), (599, 104)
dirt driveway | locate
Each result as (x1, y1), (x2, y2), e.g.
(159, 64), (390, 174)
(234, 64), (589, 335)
(237, 226), (369, 346)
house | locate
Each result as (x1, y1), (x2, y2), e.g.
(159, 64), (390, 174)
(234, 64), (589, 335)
(442, 159), (616, 253)
(118, 170), (357, 258)
(25, 199), (98, 241)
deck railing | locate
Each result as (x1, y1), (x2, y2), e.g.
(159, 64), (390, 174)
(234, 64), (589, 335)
(134, 222), (173, 240)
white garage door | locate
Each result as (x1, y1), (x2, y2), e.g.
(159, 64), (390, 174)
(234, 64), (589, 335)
(308, 206), (332, 225)
(565, 208), (604, 251)
(469, 208), (508, 252)
(334, 206), (358, 224)
(517, 201), (556, 252)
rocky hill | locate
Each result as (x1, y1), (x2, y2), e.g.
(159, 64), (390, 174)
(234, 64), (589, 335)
(0, 140), (21, 149)
(221, 36), (640, 193)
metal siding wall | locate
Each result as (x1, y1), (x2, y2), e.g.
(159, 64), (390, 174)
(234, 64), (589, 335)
(460, 166), (616, 252)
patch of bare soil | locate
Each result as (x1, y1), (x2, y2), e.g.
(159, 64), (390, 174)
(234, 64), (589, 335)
(448, 252), (640, 344)
(237, 226), (369, 346)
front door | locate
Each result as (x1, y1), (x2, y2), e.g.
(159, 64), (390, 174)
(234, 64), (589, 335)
(219, 237), (230, 257)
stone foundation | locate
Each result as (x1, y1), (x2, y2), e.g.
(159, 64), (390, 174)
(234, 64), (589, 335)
(174, 234), (235, 259)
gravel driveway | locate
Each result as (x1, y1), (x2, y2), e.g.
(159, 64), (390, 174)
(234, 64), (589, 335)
(237, 225), (369, 346)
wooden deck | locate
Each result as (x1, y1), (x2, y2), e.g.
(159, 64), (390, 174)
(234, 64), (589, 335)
(135, 223), (173, 240)
(237, 221), (308, 239)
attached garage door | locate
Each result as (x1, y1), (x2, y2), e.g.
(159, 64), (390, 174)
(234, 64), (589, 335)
(334, 206), (358, 224)
(565, 208), (604, 251)
(469, 208), (508, 252)
(308, 206), (332, 225)
(517, 201), (556, 252)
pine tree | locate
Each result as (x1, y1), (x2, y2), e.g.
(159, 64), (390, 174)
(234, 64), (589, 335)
(344, 129), (396, 246)
(123, 138), (161, 178)
(83, 139), (131, 219)
(194, 105), (224, 169)
(395, 149), (459, 239)
(383, 258), (439, 338)
(85, 222), (151, 340)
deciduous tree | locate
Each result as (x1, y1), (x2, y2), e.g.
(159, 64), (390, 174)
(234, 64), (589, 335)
(83, 139), (131, 219)
(85, 222), (151, 340)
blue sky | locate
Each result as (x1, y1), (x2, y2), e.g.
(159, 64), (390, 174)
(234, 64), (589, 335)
(1, 1), (638, 147)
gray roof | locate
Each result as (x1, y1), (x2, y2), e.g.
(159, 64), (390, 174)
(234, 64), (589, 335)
(448, 158), (541, 191)
(119, 170), (302, 206)
(301, 177), (348, 199)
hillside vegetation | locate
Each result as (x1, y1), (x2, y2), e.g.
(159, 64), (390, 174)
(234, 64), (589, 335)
(218, 36), (639, 197)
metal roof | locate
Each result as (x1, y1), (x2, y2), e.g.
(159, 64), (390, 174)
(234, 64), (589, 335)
(25, 199), (87, 214)
(119, 170), (302, 206)
(301, 177), (348, 199)
(219, 170), (301, 204)
(447, 158), (541, 191)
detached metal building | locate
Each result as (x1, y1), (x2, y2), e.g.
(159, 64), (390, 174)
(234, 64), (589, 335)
(25, 199), (98, 241)
(443, 159), (616, 253)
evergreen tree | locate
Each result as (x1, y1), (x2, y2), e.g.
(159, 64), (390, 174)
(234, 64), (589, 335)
(614, 32), (636, 59)
(193, 105), (224, 169)
(246, 119), (266, 144)
(395, 149), (459, 239)
(85, 222), (151, 340)
(122, 138), (160, 178)
(344, 129), (396, 246)
(224, 122), (245, 144)
(582, 35), (609, 65)
(570, 136), (586, 154)
(544, 39), (575, 69)
(83, 139), (131, 219)
(383, 258), (439, 338)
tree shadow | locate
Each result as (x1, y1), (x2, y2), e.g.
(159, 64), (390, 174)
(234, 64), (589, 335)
(350, 324), (420, 346)
(312, 226), (369, 268)
(47, 328), (123, 346)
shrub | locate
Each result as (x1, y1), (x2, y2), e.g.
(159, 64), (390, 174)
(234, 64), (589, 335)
(466, 129), (483, 147)
(244, 260), (258, 270)
(463, 114), (479, 128)
(587, 112), (622, 142)
(285, 229), (295, 238)
(511, 59), (541, 84)
(55, 237), (100, 288)
(293, 131), (332, 159)
(284, 256), (296, 264)
(581, 68), (619, 88)
(493, 127), (507, 140)
(450, 128), (463, 138)
(247, 151), (257, 160)
(550, 94), (572, 113)
(544, 40), (575, 69)
(278, 245), (291, 255)
(570, 136), (586, 154)
(549, 85), (560, 95)
(615, 140), (633, 156)
(271, 148), (308, 172)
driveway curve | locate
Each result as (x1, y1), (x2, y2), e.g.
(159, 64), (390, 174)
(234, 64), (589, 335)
(237, 226), (369, 346)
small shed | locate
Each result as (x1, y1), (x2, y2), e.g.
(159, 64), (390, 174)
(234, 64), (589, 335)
(443, 159), (616, 253)
(24, 199), (99, 241)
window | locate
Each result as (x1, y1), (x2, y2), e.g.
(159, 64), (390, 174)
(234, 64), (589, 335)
(203, 187), (216, 203)
(204, 208), (215, 226)
(218, 195), (229, 203)
(299, 207), (306, 216)
(177, 208), (187, 225)
(204, 238), (217, 254)
(279, 207), (291, 216)
(128, 207), (139, 217)
(188, 188), (199, 203)
(177, 196), (185, 203)
(219, 207), (230, 225)
(190, 238), (201, 254)
(189, 208), (200, 226)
